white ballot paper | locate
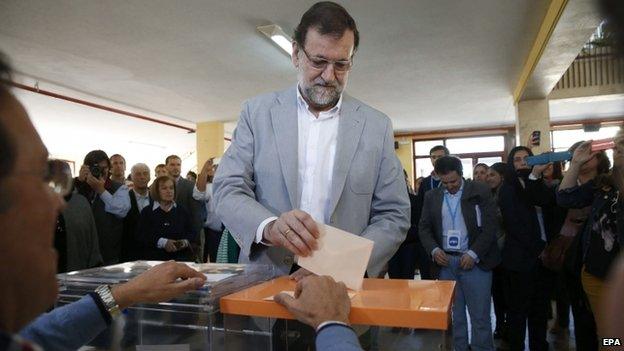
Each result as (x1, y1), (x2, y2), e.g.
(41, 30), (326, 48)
(296, 222), (374, 291)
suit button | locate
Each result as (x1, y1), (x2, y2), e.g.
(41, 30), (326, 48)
(283, 255), (293, 265)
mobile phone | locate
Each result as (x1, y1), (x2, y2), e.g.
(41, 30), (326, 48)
(531, 131), (541, 146)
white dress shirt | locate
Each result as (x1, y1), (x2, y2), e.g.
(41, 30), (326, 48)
(99, 184), (131, 218)
(132, 189), (151, 213)
(254, 87), (342, 243)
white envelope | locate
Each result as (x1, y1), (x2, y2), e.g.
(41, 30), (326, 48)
(296, 222), (374, 291)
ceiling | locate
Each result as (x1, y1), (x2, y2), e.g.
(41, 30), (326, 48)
(0, 0), (555, 133)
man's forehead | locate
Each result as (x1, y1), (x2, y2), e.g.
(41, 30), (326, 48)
(304, 28), (354, 55)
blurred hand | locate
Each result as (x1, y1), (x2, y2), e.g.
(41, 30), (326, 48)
(164, 240), (177, 252)
(86, 174), (106, 194)
(111, 261), (206, 309)
(79, 165), (90, 182)
(274, 275), (350, 330)
(201, 158), (214, 174)
(264, 210), (320, 257)
(459, 254), (475, 270)
(531, 162), (551, 178)
(290, 267), (314, 282)
(433, 249), (449, 267)
(571, 141), (594, 166)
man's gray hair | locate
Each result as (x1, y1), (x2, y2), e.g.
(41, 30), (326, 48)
(131, 163), (150, 175)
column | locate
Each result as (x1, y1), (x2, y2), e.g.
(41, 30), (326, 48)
(515, 98), (551, 154)
(196, 122), (225, 169)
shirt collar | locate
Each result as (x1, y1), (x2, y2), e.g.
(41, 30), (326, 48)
(153, 201), (177, 210)
(296, 84), (342, 120)
(133, 189), (149, 198)
(443, 179), (465, 196)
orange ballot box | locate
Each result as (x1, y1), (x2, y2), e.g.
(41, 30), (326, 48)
(221, 276), (455, 329)
(219, 276), (455, 350)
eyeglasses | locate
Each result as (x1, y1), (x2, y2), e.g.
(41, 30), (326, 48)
(300, 46), (353, 73)
(46, 159), (73, 196)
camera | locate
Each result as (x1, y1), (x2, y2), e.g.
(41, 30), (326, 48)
(89, 164), (102, 178)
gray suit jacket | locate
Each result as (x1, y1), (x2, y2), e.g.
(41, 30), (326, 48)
(213, 85), (410, 277)
(175, 177), (203, 236)
(418, 179), (501, 272)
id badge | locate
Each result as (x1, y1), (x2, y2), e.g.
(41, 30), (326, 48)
(445, 230), (461, 250)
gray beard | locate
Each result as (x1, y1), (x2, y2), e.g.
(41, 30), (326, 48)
(302, 84), (342, 110)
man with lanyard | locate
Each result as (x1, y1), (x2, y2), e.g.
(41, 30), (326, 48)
(419, 156), (500, 351)
(414, 144), (449, 279)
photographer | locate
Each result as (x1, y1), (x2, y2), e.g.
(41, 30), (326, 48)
(74, 150), (131, 265)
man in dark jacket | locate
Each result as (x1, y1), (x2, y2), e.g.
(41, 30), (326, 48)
(74, 150), (131, 265)
(419, 156), (500, 351)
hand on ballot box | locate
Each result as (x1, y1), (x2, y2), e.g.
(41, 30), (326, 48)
(274, 275), (351, 330)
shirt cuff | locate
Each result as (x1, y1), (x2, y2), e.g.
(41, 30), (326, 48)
(466, 250), (480, 263)
(431, 247), (441, 260)
(256, 217), (278, 246)
(157, 238), (168, 249)
(99, 190), (113, 205)
(316, 321), (351, 334)
(528, 173), (539, 181)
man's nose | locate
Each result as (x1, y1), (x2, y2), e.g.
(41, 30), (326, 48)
(321, 63), (336, 82)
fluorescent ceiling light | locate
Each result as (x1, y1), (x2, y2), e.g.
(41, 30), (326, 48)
(257, 24), (292, 56)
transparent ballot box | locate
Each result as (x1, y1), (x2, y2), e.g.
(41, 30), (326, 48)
(56, 261), (275, 351)
(219, 277), (455, 350)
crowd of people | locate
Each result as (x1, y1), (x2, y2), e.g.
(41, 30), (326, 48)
(54, 151), (225, 273)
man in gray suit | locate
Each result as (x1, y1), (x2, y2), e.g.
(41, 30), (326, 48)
(213, 1), (410, 279)
(419, 156), (500, 351)
(165, 155), (203, 259)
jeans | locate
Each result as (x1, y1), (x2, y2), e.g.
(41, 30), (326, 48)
(439, 255), (494, 351)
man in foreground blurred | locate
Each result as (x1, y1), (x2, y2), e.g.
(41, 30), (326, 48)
(0, 55), (206, 351)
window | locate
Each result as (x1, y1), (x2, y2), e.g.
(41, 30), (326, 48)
(551, 126), (620, 165)
(413, 135), (506, 181)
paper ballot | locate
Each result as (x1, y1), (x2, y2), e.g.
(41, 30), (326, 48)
(296, 222), (374, 291)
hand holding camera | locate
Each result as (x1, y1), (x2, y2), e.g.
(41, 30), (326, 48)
(80, 164), (106, 194)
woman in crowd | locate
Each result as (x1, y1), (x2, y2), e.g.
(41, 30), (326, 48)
(136, 175), (196, 261)
(557, 140), (620, 344)
(498, 146), (556, 351)
(485, 162), (508, 341)
(473, 163), (489, 182)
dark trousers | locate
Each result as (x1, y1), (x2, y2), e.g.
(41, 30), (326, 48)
(415, 241), (435, 280)
(553, 271), (570, 328)
(564, 269), (598, 350)
(492, 264), (507, 331)
(505, 263), (550, 351)
(388, 242), (417, 279)
(203, 227), (223, 263)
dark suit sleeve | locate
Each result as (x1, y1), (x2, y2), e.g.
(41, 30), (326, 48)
(418, 191), (438, 257)
(522, 178), (556, 207)
(180, 207), (196, 242)
(468, 186), (497, 259)
(556, 182), (594, 209)
(499, 184), (532, 250)
(136, 207), (157, 248)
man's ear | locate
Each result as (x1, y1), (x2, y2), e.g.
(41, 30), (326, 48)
(291, 42), (300, 68)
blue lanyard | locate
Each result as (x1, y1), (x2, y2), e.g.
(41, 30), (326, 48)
(443, 194), (461, 230)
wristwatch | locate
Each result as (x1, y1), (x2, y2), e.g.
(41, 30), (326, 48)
(95, 284), (121, 318)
